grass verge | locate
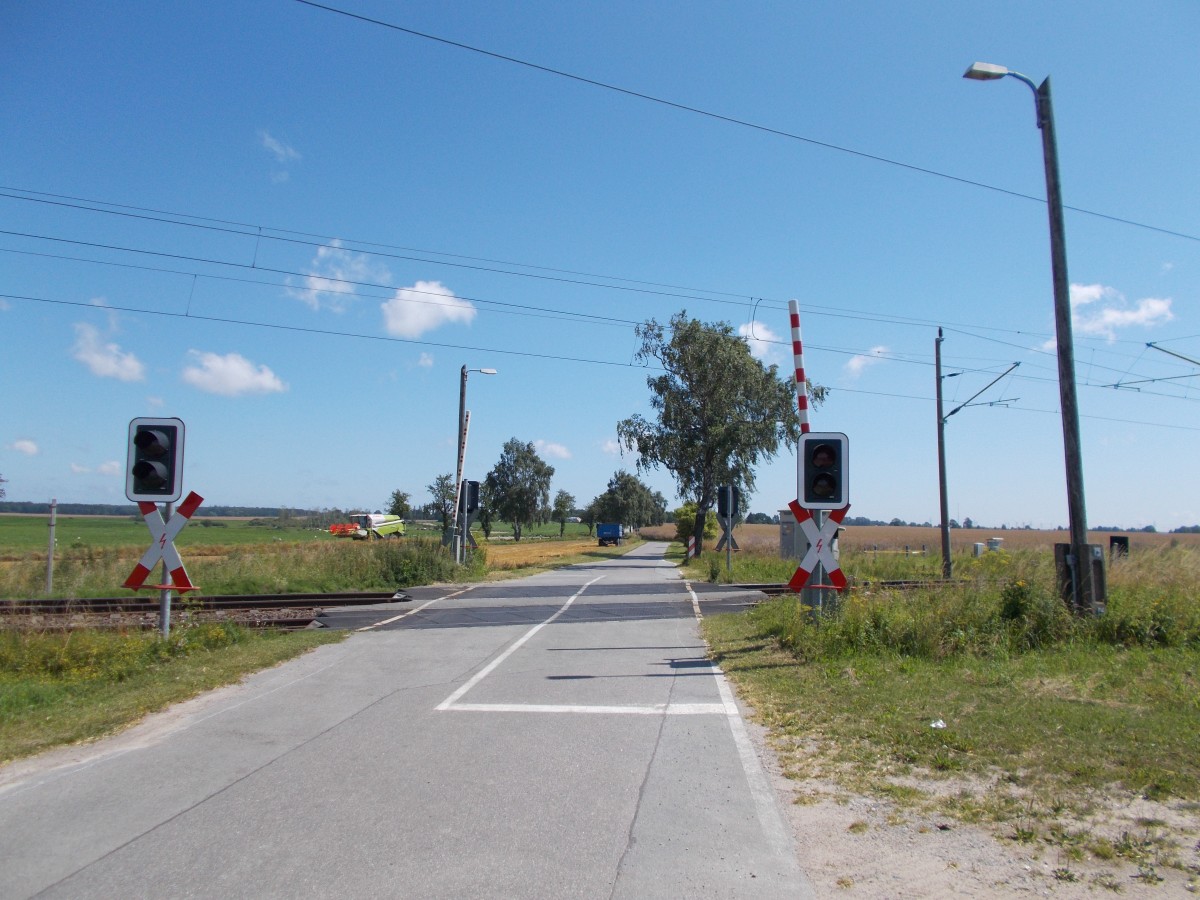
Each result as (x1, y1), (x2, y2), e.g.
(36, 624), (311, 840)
(702, 595), (1200, 877)
(0, 625), (345, 764)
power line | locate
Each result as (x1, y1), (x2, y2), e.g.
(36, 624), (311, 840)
(0, 236), (1168, 393)
(6, 228), (1194, 400)
(0, 291), (637, 369)
(10, 283), (1198, 417)
(290, 0), (1199, 245)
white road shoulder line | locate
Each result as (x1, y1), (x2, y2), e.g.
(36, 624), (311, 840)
(444, 702), (728, 715)
(688, 581), (799, 863)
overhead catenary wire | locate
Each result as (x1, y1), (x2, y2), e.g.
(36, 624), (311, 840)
(9, 286), (1199, 425)
(3, 188), (1186, 366)
(9, 233), (1193, 400)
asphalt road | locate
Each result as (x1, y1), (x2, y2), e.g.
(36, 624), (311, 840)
(0, 542), (814, 899)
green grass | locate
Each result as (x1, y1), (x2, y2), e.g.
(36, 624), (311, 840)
(699, 540), (1200, 872)
(1, 536), (487, 599)
(0, 514), (343, 553)
(0, 624), (345, 763)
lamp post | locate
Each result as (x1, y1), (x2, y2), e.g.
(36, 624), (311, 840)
(454, 365), (496, 563)
(964, 61), (1098, 612)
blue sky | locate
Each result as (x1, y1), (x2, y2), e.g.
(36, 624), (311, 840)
(2, 0), (1197, 530)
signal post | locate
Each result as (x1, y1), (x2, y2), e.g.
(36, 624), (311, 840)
(125, 417), (198, 638)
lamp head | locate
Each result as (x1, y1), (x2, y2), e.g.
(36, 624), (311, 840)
(964, 61), (1009, 81)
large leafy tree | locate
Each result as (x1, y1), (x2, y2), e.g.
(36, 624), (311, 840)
(592, 470), (666, 530)
(617, 312), (824, 554)
(485, 438), (555, 542)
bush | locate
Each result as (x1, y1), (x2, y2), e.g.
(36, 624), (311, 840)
(673, 502), (718, 544)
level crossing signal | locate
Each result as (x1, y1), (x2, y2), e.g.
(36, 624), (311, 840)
(717, 485), (740, 518)
(126, 417), (185, 503)
(799, 432), (848, 510)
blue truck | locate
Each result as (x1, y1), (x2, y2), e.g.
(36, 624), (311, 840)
(596, 523), (624, 547)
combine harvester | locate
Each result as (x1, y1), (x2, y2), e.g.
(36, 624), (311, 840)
(329, 513), (406, 540)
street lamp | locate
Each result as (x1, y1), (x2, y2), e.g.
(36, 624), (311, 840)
(964, 61), (1099, 612)
(454, 366), (497, 563)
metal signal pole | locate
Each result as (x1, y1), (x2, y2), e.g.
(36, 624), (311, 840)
(935, 330), (952, 579)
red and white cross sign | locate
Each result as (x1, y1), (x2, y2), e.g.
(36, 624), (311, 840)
(787, 499), (850, 593)
(123, 491), (204, 592)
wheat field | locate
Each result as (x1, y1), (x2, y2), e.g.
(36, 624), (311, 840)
(639, 523), (1199, 553)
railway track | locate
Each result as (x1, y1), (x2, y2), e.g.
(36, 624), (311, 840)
(2, 581), (949, 631)
(0, 591), (408, 631)
(738, 579), (952, 595)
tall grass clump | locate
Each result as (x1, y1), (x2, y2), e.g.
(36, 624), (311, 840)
(192, 537), (475, 594)
(0, 623), (248, 690)
(0, 537), (482, 599)
(743, 545), (1199, 662)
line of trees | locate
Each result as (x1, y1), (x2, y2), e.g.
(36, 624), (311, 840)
(396, 444), (667, 543)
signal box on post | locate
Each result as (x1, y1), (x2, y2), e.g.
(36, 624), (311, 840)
(126, 417), (185, 503)
(799, 432), (848, 510)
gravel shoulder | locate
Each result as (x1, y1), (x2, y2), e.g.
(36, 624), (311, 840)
(738, 702), (1200, 897)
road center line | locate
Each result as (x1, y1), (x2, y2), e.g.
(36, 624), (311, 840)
(436, 575), (605, 711)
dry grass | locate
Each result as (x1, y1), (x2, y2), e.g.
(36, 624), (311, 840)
(641, 523), (1200, 553)
(481, 538), (625, 571)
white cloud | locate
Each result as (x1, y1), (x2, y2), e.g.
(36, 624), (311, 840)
(738, 322), (784, 365)
(71, 322), (145, 382)
(259, 130), (300, 163)
(70, 463), (90, 474)
(147, 396), (165, 408)
(382, 280), (476, 338)
(535, 440), (572, 460)
(0, 298), (10, 311)
(10, 439), (39, 456)
(287, 240), (389, 311)
(182, 350), (287, 397)
(602, 439), (621, 455)
(845, 346), (888, 377)
(418, 353), (434, 368)
(1070, 283), (1174, 341)
(97, 460), (121, 476)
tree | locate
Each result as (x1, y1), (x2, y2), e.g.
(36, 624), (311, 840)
(617, 313), (823, 555)
(673, 502), (718, 544)
(0, 473), (5, 500)
(387, 490), (411, 519)
(477, 481), (496, 539)
(551, 490), (576, 537)
(581, 499), (599, 536)
(427, 473), (457, 533)
(485, 439), (554, 542)
(591, 470), (666, 530)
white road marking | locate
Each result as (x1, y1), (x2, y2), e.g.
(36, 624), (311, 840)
(445, 703), (727, 715)
(354, 587), (470, 632)
(688, 581), (798, 861)
(436, 576), (605, 711)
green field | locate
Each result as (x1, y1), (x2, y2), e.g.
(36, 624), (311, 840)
(0, 514), (600, 556)
(0, 514), (339, 553)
